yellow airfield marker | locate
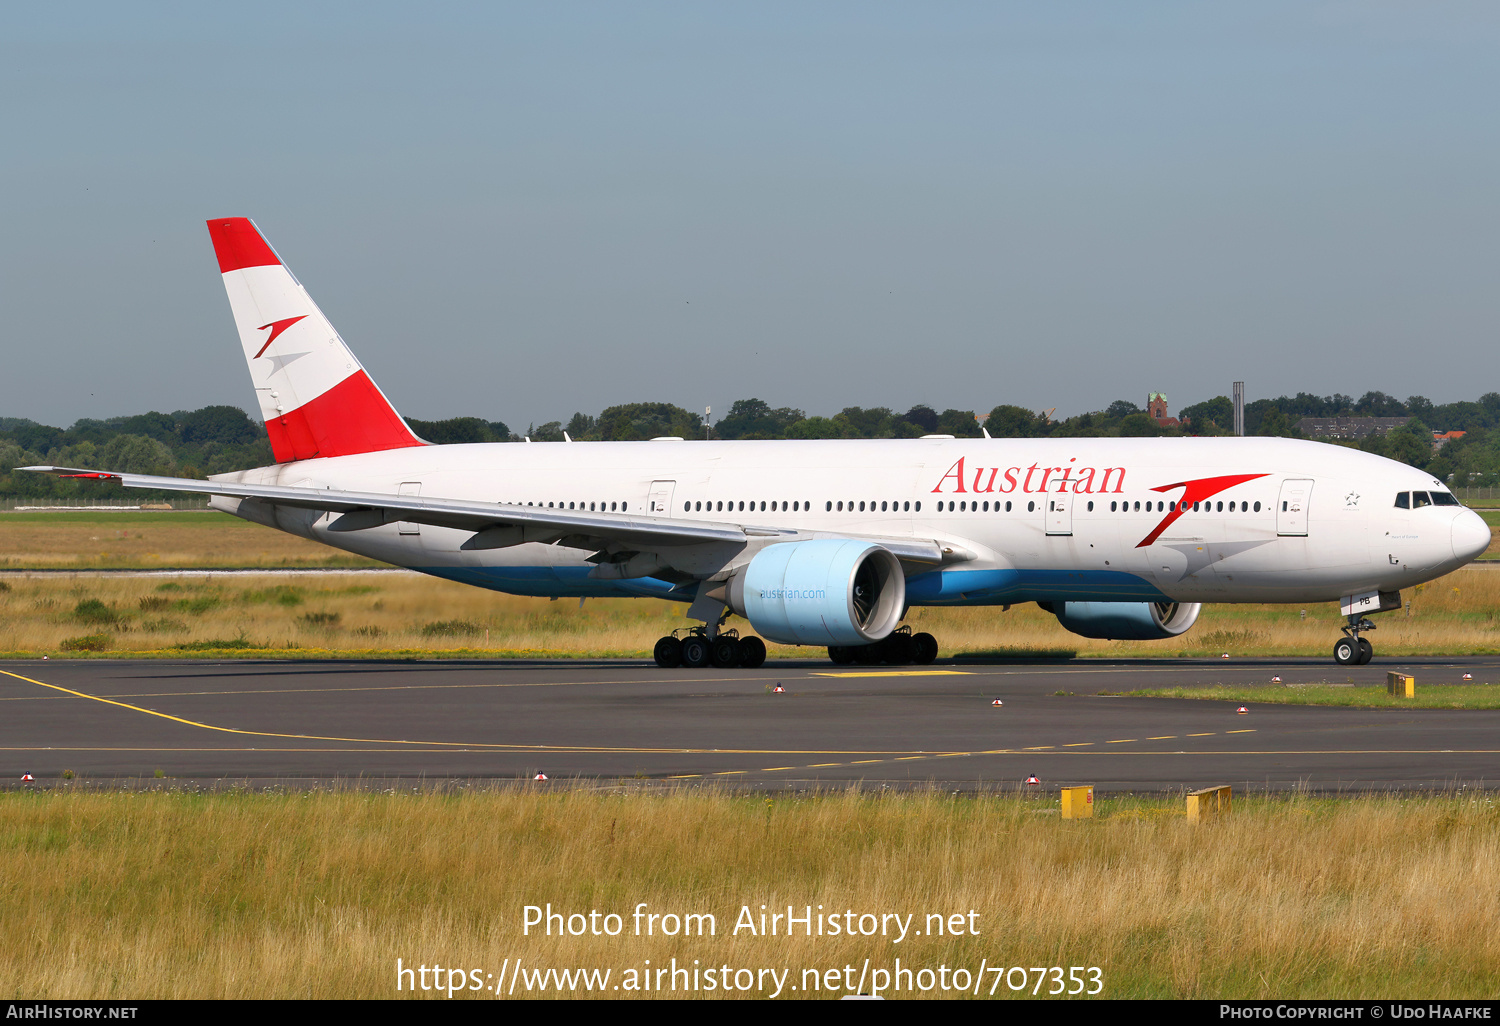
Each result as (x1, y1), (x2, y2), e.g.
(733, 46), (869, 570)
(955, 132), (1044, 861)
(811, 670), (972, 678)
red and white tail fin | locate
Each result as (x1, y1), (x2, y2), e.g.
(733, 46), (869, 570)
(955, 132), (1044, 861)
(206, 218), (425, 463)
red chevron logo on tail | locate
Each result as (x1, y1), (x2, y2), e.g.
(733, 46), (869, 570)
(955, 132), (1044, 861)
(253, 315), (308, 358)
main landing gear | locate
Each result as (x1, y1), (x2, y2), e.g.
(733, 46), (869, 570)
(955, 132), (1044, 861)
(1333, 616), (1376, 666)
(827, 626), (939, 666)
(654, 628), (767, 669)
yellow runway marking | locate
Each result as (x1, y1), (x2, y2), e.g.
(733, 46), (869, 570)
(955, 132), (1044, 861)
(811, 670), (972, 678)
(0, 673), (800, 703)
(850, 759), (882, 764)
(1227, 729), (1256, 734)
(1063, 742), (1094, 747)
(0, 668), (992, 758)
(896, 756), (925, 761)
(1106, 739), (1137, 744)
(1148, 736), (1177, 740)
(807, 763), (841, 767)
(1186, 732), (1216, 737)
(1025, 746), (1055, 750)
(713, 771), (746, 776)
(762, 767), (795, 771)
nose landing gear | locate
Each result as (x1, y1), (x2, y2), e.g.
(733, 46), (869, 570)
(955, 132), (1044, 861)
(1333, 617), (1376, 665)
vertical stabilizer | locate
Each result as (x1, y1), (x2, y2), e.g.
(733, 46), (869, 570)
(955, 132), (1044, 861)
(206, 217), (425, 463)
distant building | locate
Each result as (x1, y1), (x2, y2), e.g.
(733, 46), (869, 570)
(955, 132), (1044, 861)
(1433, 430), (1467, 451)
(1147, 392), (1186, 429)
(1294, 416), (1410, 440)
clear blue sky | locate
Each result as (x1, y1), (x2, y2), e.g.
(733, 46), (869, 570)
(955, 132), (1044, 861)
(3, 2), (1497, 430)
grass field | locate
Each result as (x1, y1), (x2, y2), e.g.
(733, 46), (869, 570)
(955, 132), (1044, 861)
(1112, 684), (1500, 708)
(0, 563), (1497, 659)
(2, 788), (1498, 999)
(1, 510), (1499, 658)
(0, 510), (378, 568)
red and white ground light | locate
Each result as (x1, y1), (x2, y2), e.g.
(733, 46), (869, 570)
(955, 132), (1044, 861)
(1271, 676), (1282, 683)
(21, 773), (34, 781)
(773, 684), (785, 693)
(1463, 673), (1474, 680)
(533, 773), (548, 781)
(1236, 706), (1249, 715)
(991, 699), (1003, 707)
(1025, 774), (1041, 785)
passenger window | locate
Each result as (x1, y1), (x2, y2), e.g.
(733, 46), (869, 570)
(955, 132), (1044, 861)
(1027, 500), (1035, 512)
(1254, 501), (1261, 512)
(914, 501), (921, 512)
(1004, 501), (1011, 512)
(1394, 492), (1409, 509)
(1412, 492), (1432, 509)
(1087, 501), (1094, 512)
(1432, 492), (1460, 506)
(1133, 501), (1140, 512)
(1216, 501), (1223, 512)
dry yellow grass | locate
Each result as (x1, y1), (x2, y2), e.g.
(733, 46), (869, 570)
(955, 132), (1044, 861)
(2, 789), (1498, 998)
(0, 563), (1496, 659)
(0, 511), (376, 568)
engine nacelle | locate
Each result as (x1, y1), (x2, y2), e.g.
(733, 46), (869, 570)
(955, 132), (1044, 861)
(728, 539), (905, 647)
(1050, 600), (1201, 641)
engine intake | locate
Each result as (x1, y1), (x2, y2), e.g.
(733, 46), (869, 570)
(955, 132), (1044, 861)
(728, 539), (905, 647)
(1050, 600), (1201, 641)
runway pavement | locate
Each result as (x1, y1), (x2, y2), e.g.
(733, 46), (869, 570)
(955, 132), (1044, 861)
(3, 656), (1500, 792)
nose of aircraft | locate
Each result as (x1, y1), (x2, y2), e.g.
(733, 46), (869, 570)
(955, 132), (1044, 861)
(1452, 510), (1492, 562)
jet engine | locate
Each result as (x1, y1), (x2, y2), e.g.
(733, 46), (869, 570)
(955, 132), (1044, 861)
(1048, 600), (1201, 641)
(727, 539), (905, 646)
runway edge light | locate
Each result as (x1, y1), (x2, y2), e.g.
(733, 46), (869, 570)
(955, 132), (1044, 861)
(1025, 774), (1041, 785)
(1236, 706), (1249, 715)
(533, 773), (548, 781)
(991, 699), (1003, 707)
(1060, 785), (1094, 819)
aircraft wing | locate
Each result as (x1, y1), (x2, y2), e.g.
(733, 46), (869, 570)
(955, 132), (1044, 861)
(18, 467), (959, 565)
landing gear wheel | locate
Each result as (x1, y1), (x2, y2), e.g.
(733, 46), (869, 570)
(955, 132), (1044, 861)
(653, 636), (682, 668)
(827, 646), (856, 665)
(1357, 638), (1374, 664)
(1333, 636), (1359, 665)
(680, 635), (710, 668)
(880, 632), (915, 665)
(911, 632), (939, 665)
(739, 636), (767, 668)
(710, 636), (743, 668)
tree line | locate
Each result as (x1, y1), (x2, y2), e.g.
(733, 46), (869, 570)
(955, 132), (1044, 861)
(4, 390), (1500, 499)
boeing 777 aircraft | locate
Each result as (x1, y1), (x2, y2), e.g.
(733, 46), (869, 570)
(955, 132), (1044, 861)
(25, 218), (1492, 667)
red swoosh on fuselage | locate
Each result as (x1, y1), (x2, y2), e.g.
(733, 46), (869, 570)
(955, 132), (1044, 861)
(1135, 473), (1271, 548)
(253, 315), (308, 358)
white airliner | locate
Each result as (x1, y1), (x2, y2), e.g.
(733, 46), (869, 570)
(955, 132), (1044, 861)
(26, 218), (1491, 667)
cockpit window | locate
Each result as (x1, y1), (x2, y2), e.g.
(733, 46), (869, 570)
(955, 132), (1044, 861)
(1431, 491), (1461, 506)
(1394, 492), (1410, 509)
(1412, 491), (1432, 509)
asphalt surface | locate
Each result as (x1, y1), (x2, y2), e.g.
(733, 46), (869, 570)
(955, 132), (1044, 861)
(4, 657), (1500, 793)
